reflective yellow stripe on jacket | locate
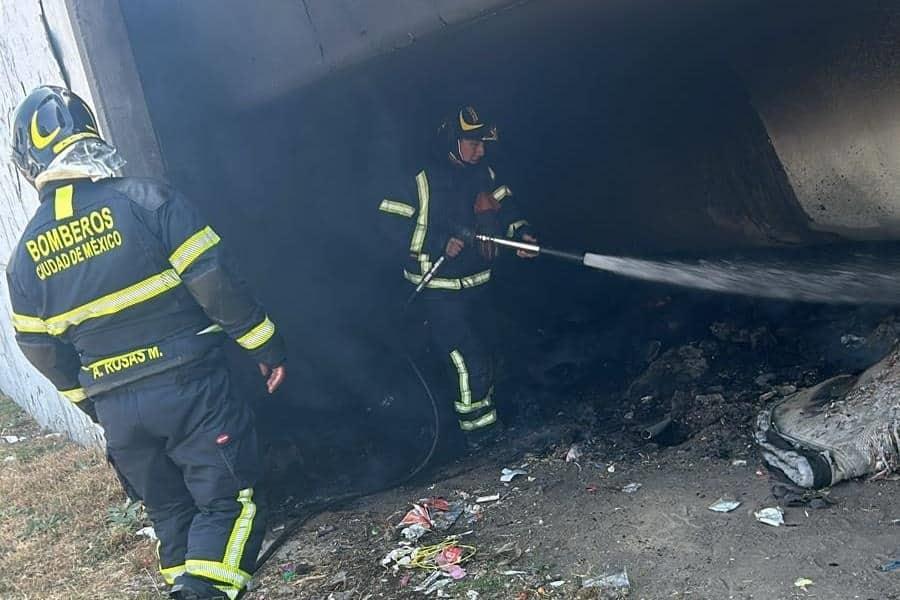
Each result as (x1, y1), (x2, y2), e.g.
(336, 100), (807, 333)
(169, 226), (221, 274)
(10, 269), (183, 336)
(409, 171), (430, 254)
(60, 387), (87, 403)
(378, 199), (415, 218)
(236, 316), (275, 350)
(403, 269), (491, 290)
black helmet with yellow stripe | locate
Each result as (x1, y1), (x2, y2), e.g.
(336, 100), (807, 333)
(438, 105), (499, 164)
(10, 86), (101, 185)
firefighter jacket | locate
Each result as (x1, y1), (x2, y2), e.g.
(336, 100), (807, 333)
(378, 157), (532, 291)
(6, 178), (286, 417)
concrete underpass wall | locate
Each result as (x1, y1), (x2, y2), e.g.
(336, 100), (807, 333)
(0, 1), (102, 446)
(113, 0), (840, 434)
(737, 5), (900, 239)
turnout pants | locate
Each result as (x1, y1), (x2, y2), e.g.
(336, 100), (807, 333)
(94, 356), (265, 599)
(421, 288), (497, 432)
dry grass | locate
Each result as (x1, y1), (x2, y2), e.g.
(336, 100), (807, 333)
(0, 395), (163, 599)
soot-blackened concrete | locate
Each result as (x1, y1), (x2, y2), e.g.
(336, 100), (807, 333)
(115, 0), (884, 494)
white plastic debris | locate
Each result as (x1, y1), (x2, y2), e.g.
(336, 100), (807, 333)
(840, 334), (866, 348)
(500, 468), (528, 483)
(709, 499), (741, 513)
(607, 463), (616, 474)
(754, 507), (785, 527)
(1, 435), (23, 444)
(794, 577), (814, 591)
(549, 580), (566, 587)
(415, 571), (453, 594)
(565, 444), (583, 463)
(731, 459), (748, 466)
(475, 494), (500, 503)
(136, 526), (157, 541)
(3, 456), (16, 462)
(582, 569), (630, 591)
(501, 570), (528, 576)
(466, 591), (480, 600)
(401, 523), (429, 542)
(381, 547), (415, 571)
(622, 483), (642, 494)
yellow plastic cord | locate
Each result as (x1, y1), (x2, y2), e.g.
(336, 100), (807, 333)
(407, 541), (477, 571)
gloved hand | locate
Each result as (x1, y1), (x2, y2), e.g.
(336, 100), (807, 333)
(445, 237), (465, 258)
(517, 234), (539, 258)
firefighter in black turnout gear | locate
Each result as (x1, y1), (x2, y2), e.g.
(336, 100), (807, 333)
(6, 86), (287, 600)
(379, 106), (537, 442)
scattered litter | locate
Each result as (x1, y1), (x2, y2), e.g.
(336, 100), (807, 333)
(641, 416), (673, 440)
(607, 464), (616, 474)
(582, 569), (630, 591)
(463, 504), (482, 525)
(136, 526), (157, 541)
(402, 524), (430, 543)
(280, 563), (296, 583)
(549, 580), (566, 587)
(327, 592), (352, 600)
(399, 503), (433, 529)
(585, 484), (598, 493)
(732, 459), (748, 467)
(432, 502), (465, 531)
(272, 523), (285, 533)
(466, 591), (480, 599)
(476, 494), (500, 504)
(381, 547), (415, 571)
(493, 541), (524, 566)
(622, 482), (642, 494)
(793, 577), (814, 591)
(1, 435), (23, 444)
(772, 484), (834, 510)
(501, 570), (529, 576)
(414, 571), (452, 594)
(422, 497), (450, 511)
(755, 507), (785, 527)
(841, 334), (866, 348)
(880, 559), (900, 572)
(709, 499), (741, 513)
(436, 545), (463, 567)
(565, 444), (583, 463)
(3, 456), (16, 462)
(500, 468), (528, 483)
(43, 432), (63, 439)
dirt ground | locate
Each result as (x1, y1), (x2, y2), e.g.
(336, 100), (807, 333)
(246, 299), (900, 600)
(247, 423), (900, 600)
(2, 298), (900, 600)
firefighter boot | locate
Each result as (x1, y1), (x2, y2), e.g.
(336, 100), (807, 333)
(168, 576), (228, 600)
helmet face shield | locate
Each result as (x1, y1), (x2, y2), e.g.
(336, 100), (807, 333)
(10, 86), (101, 185)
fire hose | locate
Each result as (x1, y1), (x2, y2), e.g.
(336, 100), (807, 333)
(261, 233), (586, 569)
